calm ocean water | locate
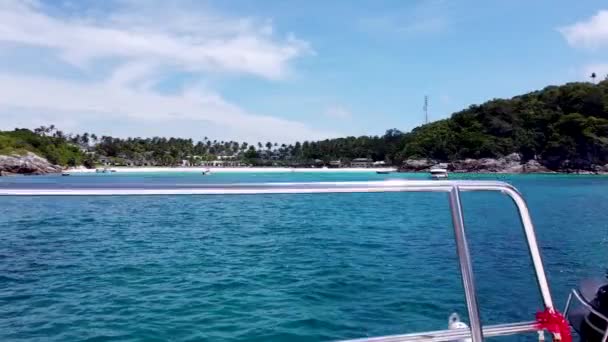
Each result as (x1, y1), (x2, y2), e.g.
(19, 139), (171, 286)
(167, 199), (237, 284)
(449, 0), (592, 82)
(1, 172), (608, 341)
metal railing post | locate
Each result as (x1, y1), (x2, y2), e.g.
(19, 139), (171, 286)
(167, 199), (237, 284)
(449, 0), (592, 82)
(499, 186), (554, 310)
(448, 186), (484, 342)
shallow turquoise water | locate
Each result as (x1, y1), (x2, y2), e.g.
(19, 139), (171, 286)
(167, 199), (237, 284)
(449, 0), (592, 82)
(1, 173), (608, 341)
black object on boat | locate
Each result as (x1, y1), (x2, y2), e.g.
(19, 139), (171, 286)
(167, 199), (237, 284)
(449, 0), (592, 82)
(566, 275), (608, 342)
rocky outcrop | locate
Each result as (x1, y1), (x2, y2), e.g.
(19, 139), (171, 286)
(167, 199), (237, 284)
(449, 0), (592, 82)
(400, 153), (556, 173)
(0, 152), (62, 175)
(400, 158), (437, 171)
(449, 153), (524, 173)
(452, 154), (556, 173)
(593, 164), (608, 174)
(520, 159), (553, 173)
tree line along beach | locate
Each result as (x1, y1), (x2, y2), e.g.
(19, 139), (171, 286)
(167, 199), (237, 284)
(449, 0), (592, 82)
(2, 80), (608, 175)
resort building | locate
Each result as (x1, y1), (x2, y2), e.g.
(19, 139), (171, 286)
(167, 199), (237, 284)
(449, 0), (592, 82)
(329, 160), (342, 168)
(351, 158), (373, 168)
(200, 158), (245, 167)
(97, 156), (112, 166)
(217, 155), (237, 160)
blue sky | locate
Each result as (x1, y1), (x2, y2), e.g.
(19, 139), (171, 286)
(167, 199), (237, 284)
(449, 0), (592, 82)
(0, 0), (607, 143)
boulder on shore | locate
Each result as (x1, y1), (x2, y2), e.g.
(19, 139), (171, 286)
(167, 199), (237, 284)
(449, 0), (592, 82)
(0, 152), (62, 175)
(521, 159), (553, 173)
(401, 153), (558, 173)
(593, 164), (608, 174)
(450, 153), (522, 173)
(400, 158), (437, 172)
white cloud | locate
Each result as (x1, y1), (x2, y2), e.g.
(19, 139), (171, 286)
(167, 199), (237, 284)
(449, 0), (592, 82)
(0, 0), (309, 79)
(324, 106), (352, 119)
(0, 0), (335, 142)
(0, 74), (339, 142)
(559, 10), (608, 50)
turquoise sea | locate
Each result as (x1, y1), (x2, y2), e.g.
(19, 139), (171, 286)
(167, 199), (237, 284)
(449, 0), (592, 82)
(1, 172), (608, 341)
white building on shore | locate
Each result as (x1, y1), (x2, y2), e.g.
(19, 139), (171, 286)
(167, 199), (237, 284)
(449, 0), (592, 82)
(200, 155), (246, 167)
(350, 158), (373, 168)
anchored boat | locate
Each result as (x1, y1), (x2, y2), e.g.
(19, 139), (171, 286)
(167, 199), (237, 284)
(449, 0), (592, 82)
(2, 180), (604, 342)
(430, 167), (448, 179)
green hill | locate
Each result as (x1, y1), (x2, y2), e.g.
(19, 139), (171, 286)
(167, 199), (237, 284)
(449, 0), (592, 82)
(0, 128), (84, 166)
(395, 80), (608, 169)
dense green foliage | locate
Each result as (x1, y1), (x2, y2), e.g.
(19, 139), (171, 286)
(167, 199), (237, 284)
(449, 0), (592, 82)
(89, 133), (402, 166)
(400, 80), (608, 168)
(0, 127), (85, 166)
(3, 80), (608, 169)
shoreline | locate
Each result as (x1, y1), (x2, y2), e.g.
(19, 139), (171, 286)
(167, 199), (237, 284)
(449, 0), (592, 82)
(62, 166), (608, 175)
(65, 166), (399, 174)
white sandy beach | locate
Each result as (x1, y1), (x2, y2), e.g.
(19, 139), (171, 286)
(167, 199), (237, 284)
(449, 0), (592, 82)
(66, 166), (398, 174)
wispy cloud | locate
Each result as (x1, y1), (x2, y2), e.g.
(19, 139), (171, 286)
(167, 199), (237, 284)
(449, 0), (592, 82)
(358, 0), (448, 36)
(0, 0), (337, 142)
(359, 15), (447, 36)
(0, 73), (339, 142)
(439, 94), (451, 104)
(559, 10), (608, 50)
(0, 0), (309, 79)
(324, 105), (352, 120)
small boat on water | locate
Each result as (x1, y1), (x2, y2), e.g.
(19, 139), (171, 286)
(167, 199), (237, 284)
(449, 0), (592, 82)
(429, 167), (448, 179)
(376, 170), (392, 174)
(61, 172), (70, 176)
(202, 169), (212, 175)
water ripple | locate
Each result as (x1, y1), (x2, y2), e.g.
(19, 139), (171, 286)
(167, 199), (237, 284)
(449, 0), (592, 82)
(1, 174), (608, 341)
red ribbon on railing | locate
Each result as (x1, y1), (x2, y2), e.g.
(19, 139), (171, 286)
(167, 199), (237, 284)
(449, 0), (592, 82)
(536, 308), (572, 342)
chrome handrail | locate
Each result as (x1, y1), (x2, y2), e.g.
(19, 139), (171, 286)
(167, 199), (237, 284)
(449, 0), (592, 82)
(341, 321), (539, 342)
(0, 180), (554, 342)
(449, 186), (483, 342)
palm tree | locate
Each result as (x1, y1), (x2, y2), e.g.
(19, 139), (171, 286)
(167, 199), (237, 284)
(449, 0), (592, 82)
(591, 72), (597, 83)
